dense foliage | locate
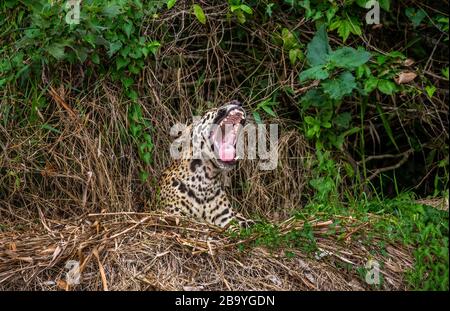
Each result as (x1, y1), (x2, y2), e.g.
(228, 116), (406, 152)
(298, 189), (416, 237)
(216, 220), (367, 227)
(0, 0), (448, 290)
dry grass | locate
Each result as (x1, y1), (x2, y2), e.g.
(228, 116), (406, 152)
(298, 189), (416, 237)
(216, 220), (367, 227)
(1, 0), (445, 290)
(0, 212), (413, 291)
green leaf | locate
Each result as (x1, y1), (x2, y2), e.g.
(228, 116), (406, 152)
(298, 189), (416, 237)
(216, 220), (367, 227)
(41, 123), (61, 134)
(364, 76), (379, 93)
(306, 24), (332, 67)
(377, 79), (397, 95)
(108, 41), (123, 57)
(330, 18), (362, 42)
(299, 66), (329, 82)
(325, 6), (338, 22)
(356, 65), (365, 79)
(252, 111), (262, 124)
(261, 105), (276, 117)
(304, 116), (316, 125)
(235, 10), (246, 23)
(116, 57), (130, 70)
(289, 48), (304, 65)
(128, 64), (140, 75)
(379, 0), (390, 11)
(334, 112), (352, 129)
(328, 47), (371, 69)
(265, 3), (274, 17)
(322, 71), (357, 100)
(140, 170), (149, 182)
(102, 5), (122, 18)
(300, 89), (330, 109)
(121, 76), (134, 89)
(123, 22), (133, 38)
(147, 41), (161, 55)
(442, 67), (449, 80)
(281, 28), (297, 49)
(46, 44), (66, 60)
(167, 0), (177, 9)
(257, 98), (277, 117)
(425, 85), (436, 98)
(240, 4), (253, 15)
(193, 4), (206, 24)
(142, 152), (152, 165)
(405, 8), (427, 28)
(230, 4), (240, 12)
(127, 89), (138, 101)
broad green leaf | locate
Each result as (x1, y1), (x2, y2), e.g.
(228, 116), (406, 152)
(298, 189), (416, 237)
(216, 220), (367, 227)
(301, 89), (331, 109)
(127, 89), (138, 101)
(304, 116), (316, 125)
(379, 0), (390, 11)
(334, 112), (352, 129)
(328, 47), (371, 69)
(167, 0), (177, 9)
(322, 71), (357, 100)
(230, 4), (240, 12)
(123, 22), (133, 38)
(121, 76), (134, 89)
(240, 4), (253, 15)
(322, 122), (332, 128)
(405, 8), (427, 28)
(116, 57), (129, 70)
(377, 79), (397, 95)
(364, 76), (379, 93)
(108, 41), (123, 57)
(299, 66), (329, 82)
(147, 41), (161, 55)
(140, 170), (149, 182)
(425, 85), (436, 98)
(330, 18), (362, 42)
(0, 78), (8, 88)
(235, 10), (246, 23)
(102, 5), (122, 18)
(142, 152), (152, 165)
(193, 4), (206, 24)
(46, 44), (66, 60)
(83, 33), (97, 47)
(356, 65), (365, 79)
(376, 55), (387, 65)
(289, 48), (304, 65)
(282, 28), (297, 49)
(306, 24), (332, 66)
(325, 6), (338, 22)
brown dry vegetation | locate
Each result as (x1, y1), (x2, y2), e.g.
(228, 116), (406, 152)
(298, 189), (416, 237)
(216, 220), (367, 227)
(0, 0), (448, 290)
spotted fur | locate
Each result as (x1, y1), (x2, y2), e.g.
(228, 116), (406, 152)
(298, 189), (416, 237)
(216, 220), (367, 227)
(159, 101), (252, 228)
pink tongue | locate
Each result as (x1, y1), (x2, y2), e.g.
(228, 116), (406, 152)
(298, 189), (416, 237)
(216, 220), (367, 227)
(219, 144), (235, 161)
(218, 125), (236, 161)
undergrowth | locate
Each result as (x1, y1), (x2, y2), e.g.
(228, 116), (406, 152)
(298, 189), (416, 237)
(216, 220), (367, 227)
(1, 0), (448, 291)
(231, 192), (449, 290)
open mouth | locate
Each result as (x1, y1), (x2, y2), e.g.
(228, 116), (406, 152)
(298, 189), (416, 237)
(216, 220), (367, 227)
(210, 107), (246, 165)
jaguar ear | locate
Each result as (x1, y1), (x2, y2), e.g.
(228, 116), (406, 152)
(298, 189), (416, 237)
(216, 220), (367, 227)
(170, 124), (193, 160)
(170, 122), (191, 139)
(177, 124), (192, 141)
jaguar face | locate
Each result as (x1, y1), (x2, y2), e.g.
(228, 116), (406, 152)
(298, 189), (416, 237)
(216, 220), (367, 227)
(192, 100), (246, 170)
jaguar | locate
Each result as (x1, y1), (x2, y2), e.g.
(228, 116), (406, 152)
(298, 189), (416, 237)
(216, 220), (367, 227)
(159, 100), (252, 228)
